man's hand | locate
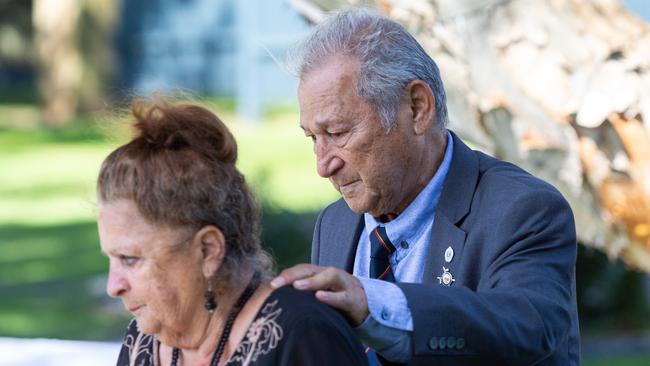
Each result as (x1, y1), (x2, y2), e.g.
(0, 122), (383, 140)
(270, 263), (369, 326)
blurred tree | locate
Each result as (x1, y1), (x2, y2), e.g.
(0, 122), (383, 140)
(77, 0), (118, 115)
(0, 0), (34, 99)
(33, 0), (116, 126)
(291, 0), (650, 273)
(33, 0), (83, 125)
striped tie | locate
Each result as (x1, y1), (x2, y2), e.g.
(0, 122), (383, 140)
(369, 226), (396, 282)
(366, 226), (397, 365)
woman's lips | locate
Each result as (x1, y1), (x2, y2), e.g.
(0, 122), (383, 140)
(127, 305), (143, 313)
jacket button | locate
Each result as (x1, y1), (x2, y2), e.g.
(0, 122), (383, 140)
(456, 338), (465, 349)
(438, 337), (447, 350)
(447, 337), (456, 349)
(381, 309), (390, 320)
(429, 337), (438, 350)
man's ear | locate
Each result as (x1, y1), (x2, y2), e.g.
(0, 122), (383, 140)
(406, 80), (436, 135)
(193, 225), (226, 278)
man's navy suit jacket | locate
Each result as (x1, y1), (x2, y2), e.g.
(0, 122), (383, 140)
(311, 132), (580, 365)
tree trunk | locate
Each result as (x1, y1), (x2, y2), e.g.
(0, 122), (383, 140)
(33, 0), (83, 125)
(290, 0), (650, 272)
(33, 0), (116, 126)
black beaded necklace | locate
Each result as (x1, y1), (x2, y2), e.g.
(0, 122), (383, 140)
(170, 271), (261, 366)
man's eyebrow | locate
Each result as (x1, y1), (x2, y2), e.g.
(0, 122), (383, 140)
(312, 119), (336, 130)
(300, 121), (326, 131)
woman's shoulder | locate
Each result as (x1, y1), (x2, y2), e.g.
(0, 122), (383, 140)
(265, 286), (349, 327)
(242, 286), (367, 365)
(268, 286), (325, 311)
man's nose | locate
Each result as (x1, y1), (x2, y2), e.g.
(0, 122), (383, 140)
(315, 138), (344, 177)
(106, 264), (130, 297)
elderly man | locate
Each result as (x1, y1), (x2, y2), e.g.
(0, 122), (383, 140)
(271, 8), (579, 366)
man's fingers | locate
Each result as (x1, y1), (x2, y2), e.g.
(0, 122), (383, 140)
(315, 289), (347, 306)
(314, 277), (369, 326)
(294, 267), (342, 291)
(272, 265), (369, 325)
(270, 263), (324, 289)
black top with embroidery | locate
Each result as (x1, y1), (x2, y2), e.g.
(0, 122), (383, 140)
(116, 286), (369, 366)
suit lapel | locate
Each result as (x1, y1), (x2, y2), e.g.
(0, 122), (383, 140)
(318, 201), (364, 272)
(437, 132), (479, 224)
(423, 214), (467, 285)
(423, 132), (478, 286)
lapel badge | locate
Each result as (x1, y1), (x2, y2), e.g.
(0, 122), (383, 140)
(444, 246), (454, 263)
(437, 266), (455, 286)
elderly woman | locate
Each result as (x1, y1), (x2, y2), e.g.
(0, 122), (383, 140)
(97, 101), (367, 366)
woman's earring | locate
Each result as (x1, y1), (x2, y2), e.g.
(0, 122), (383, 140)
(204, 281), (217, 312)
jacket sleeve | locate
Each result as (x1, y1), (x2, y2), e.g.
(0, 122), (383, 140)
(398, 188), (577, 365)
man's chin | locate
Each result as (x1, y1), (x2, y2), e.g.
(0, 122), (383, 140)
(342, 195), (374, 214)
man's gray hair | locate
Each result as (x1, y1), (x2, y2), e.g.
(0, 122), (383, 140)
(293, 8), (448, 130)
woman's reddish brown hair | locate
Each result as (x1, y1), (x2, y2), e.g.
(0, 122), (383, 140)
(97, 100), (271, 283)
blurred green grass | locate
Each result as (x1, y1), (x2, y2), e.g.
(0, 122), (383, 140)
(0, 103), (337, 225)
(584, 356), (650, 366)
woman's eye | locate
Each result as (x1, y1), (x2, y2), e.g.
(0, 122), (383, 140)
(120, 255), (139, 266)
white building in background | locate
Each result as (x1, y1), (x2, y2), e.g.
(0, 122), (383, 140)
(118, 0), (311, 121)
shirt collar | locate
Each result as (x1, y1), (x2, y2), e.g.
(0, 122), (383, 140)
(364, 130), (454, 245)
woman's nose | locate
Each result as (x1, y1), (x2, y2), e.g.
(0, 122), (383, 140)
(106, 264), (130, 297)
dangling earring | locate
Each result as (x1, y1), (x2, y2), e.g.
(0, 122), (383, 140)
(204, 281), (217, 312)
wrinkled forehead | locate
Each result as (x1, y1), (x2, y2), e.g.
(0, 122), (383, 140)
(298, 58), (365, 124)
(299, 54), (360, 93)
(98, 200), (183, 256)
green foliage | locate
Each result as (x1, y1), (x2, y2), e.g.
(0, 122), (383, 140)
(583, 355), (650, 366)
(577, 245), (650, 334)
(261, 207), (315, 271)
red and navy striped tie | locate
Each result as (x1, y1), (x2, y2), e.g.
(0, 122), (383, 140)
(366, 226), (397, 364)
(369, 226), (396, 282)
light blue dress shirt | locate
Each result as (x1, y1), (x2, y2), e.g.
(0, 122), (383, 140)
(353, 131), (454, 362)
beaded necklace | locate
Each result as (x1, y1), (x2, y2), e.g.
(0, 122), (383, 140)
(170, 271), (261, 366)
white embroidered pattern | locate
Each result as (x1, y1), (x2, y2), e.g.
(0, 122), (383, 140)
(231, 299), (284, 365)
(122, 319), (155, 366)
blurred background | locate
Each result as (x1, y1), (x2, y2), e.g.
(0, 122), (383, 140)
(1, 0), (650, 365)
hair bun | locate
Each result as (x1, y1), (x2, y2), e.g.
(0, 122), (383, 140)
(130, 100), (237, 165)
